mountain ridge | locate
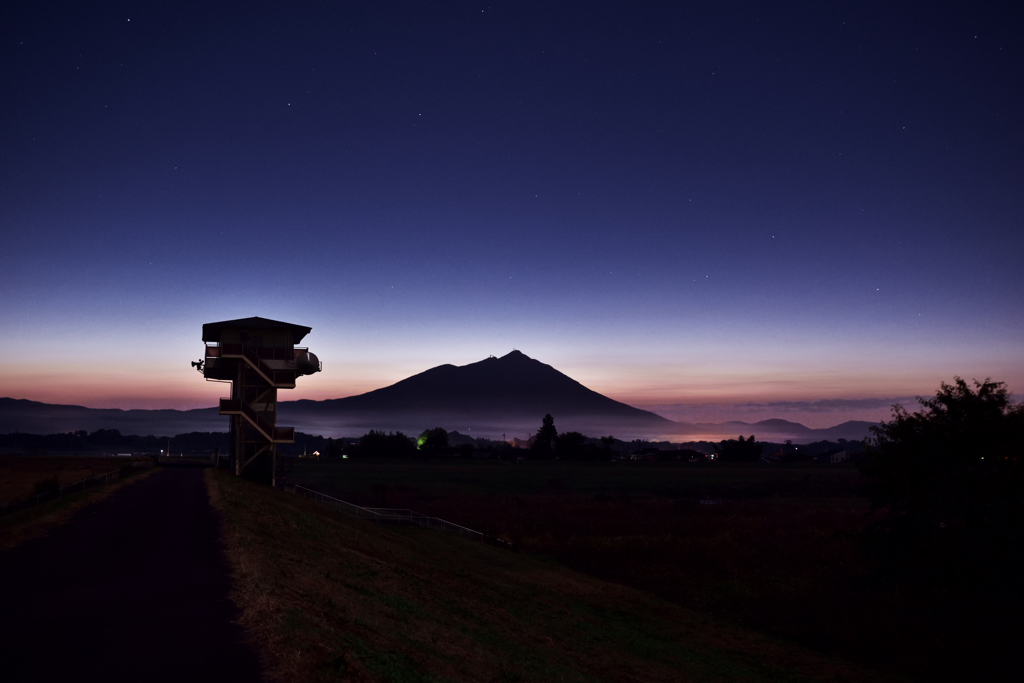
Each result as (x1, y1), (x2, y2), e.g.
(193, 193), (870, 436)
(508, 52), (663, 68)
(0, 352), (877, 442)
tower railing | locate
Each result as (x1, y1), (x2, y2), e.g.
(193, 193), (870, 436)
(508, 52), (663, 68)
(207, 343), (297, 388)
(219, 398), (295, 443)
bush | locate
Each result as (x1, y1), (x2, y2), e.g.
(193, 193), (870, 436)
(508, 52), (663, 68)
(356, 430), (416, 458)
(555, 431), (587, 459)
(861, 378), (1024, 591)
(416, 428), (449, 453)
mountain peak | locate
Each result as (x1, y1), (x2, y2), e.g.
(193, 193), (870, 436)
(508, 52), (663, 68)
(324, 350), (672, 433)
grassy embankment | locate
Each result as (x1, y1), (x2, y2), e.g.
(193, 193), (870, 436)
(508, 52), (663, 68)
(0, 456), (158, 550)
(285, 459), (943, 679)
(206, 466), (895, 683)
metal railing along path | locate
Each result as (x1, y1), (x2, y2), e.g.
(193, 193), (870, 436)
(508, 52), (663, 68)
(0, 469), (122, 517)
(291, 485), (512, 549)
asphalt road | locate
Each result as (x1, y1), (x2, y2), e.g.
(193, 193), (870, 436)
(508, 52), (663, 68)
(0, 465), (263, 682)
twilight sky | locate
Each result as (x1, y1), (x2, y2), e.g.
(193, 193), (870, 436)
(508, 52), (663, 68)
(1, 1), (1021, 428)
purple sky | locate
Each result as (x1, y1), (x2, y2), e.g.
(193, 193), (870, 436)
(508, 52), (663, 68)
(2, 1), (1021, 428)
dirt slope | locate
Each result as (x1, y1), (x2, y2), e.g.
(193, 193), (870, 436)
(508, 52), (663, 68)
(208, 469), (900, 683)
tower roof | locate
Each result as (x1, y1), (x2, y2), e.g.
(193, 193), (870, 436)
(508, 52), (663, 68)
(202, 316), (312, 343)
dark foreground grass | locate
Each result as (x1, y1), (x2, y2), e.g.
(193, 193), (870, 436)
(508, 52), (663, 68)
(289, 459), (862, 503)
(206, 468), (895, 683)
(0, 465), (158, 550)
(287, 460), (981, 680)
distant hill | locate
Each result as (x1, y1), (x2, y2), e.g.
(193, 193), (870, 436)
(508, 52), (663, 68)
(0, 397), (222, 437)
(661, 417), (875, 443)
(0, 351), (877, 442)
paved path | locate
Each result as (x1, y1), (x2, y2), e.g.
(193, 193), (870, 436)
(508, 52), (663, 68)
(0, 466), (263, 682)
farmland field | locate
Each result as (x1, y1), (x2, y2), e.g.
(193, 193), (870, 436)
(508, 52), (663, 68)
(0, 456), (157, 550)
(0, 456), (148, 507)
(208, 467), (897, 683)
(279, 459), (967, 679)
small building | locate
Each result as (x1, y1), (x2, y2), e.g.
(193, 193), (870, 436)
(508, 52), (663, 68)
(629, 447), (660, 461)
(819, 449), (848, 464)
(679, 448), (708, 462)
(762, 448), (814, 464)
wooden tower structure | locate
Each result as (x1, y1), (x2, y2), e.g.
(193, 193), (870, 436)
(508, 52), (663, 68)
(197, 317), (321, 484)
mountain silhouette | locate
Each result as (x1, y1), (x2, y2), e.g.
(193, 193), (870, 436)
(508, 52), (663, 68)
(284, 350), (673, 436)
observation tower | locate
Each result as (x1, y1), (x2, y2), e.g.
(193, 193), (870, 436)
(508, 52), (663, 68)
(195, 317), (321, 483)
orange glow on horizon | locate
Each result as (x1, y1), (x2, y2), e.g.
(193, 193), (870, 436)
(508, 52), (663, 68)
(2, 351), (1020, 414)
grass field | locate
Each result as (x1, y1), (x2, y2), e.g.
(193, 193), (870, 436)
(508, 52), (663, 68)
(279, 459), (964, 679)
(207, 467), (896, 682)
(0, 459), (157, 550)
(287, 458), (863, 503)
(0, 456), (149, 506)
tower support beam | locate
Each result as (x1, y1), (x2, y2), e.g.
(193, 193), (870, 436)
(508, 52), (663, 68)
(199, 317), (321, 486)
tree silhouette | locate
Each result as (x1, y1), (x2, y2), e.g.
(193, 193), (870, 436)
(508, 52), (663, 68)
(532, 414), (557, 457)
(417, 427), (449, 452)
(713, 435), (762, 462)
(556, 431), (587, 459)
(358, 430), (415, 458)
(861, 378), (1024, 587)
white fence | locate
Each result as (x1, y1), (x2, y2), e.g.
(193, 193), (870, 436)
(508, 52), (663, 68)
(291, 485), (511, 549)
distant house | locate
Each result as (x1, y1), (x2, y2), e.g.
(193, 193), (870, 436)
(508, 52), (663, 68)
(761, 448), (813, 464)
(651, 448), (710, 462)
(679, 448), (708, 462)
(628, 449), (659, 462)
(819, 449), (848, 464)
